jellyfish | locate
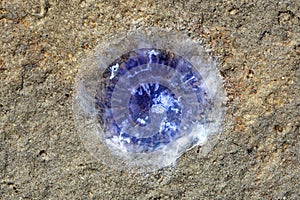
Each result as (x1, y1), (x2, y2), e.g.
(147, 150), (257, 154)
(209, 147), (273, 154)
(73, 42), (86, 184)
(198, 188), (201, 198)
(73, 28), (226, 172)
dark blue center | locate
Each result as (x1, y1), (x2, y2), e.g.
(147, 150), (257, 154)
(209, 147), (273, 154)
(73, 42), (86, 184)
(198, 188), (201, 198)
(129, 83), (181, 127)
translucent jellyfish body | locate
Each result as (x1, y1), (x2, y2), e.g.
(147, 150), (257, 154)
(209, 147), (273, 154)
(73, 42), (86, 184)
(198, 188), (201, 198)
(73, 29), (225, 172)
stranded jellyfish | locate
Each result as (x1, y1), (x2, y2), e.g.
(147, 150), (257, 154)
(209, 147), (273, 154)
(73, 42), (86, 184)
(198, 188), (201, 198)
(73, 29), (225, 172)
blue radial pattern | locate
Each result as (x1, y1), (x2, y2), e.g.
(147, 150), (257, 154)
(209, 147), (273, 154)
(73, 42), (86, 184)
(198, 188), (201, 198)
(96, 48), (210, 153)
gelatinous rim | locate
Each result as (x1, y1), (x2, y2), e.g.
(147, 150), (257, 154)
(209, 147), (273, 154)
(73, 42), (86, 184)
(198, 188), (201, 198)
(73, 28), (226, 172)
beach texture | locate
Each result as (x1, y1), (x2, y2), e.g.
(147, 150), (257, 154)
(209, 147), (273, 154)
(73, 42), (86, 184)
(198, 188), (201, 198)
(1, 0), (299, 199)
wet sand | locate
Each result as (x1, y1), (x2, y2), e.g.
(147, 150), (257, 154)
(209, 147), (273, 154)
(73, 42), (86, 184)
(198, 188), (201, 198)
(1, 0), (299, 199)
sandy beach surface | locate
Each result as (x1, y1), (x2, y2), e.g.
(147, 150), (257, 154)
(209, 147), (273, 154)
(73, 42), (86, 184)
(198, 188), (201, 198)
(1, 0), (299, 199)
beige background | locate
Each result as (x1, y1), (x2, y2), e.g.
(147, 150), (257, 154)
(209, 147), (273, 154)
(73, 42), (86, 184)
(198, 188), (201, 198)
(1, 0), (299, 199)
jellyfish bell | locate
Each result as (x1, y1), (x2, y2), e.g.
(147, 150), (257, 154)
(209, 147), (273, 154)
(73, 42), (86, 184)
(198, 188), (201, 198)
(73, 28), (226, 172)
